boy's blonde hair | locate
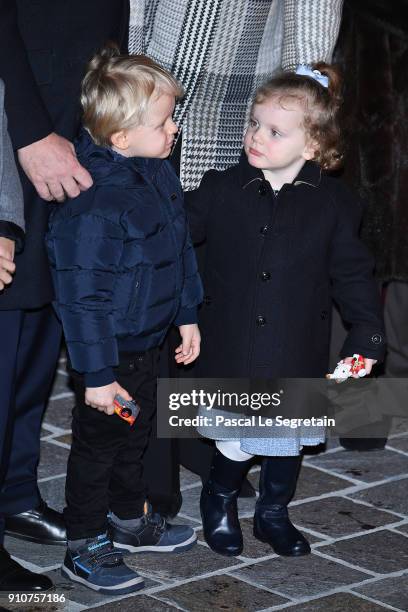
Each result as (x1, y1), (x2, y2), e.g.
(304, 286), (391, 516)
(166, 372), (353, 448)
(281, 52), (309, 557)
(81, 44), (184, 147)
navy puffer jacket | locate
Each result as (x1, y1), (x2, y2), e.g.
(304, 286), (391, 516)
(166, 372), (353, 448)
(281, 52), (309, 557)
(46, 129), (203, 385)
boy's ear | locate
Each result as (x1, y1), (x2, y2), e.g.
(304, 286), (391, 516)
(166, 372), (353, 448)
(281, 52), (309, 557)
(110, 130), (128, 151)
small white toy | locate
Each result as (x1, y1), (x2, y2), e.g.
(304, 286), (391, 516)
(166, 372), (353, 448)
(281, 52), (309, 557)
(326, 354), (367, 382)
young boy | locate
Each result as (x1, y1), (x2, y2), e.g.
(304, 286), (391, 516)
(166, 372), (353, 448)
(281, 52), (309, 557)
(46, 48), (203, 595)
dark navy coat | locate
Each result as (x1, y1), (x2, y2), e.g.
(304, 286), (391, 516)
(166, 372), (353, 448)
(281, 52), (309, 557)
(185, 154), (386, 378)
(46, 130), (203, 384)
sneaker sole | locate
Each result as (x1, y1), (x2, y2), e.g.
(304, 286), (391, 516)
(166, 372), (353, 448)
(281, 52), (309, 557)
(61, 565), (144, 595)
(112, 531), (197, 553)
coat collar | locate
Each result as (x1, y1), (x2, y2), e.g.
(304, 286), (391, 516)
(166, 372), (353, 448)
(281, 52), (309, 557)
(239, 149), (322, 190)
(75, 128), (164, 186)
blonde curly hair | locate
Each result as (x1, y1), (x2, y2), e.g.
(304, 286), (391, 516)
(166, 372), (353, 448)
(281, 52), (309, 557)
(81, 44), (183, 147)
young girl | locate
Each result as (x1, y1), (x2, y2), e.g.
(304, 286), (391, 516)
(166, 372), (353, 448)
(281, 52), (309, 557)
(185, 64), (386, 557)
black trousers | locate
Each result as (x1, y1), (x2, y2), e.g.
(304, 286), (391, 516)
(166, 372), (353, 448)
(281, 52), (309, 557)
(64, 348), (159, 541)
(0, 306), (61, 544)
(142, 326), (215, 515)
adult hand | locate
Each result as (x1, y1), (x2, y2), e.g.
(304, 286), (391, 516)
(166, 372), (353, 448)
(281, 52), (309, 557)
(175, 323), (201, 365)
(18, 132), (93, 202)
(85, 381), (132, 416)
(0, 237), (16, 290)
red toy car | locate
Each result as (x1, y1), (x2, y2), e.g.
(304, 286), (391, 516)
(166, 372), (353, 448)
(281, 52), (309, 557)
(113, 394), (140, 425)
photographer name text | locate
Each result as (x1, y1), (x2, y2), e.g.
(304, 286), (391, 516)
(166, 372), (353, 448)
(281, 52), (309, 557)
(168, 415), (335, 429)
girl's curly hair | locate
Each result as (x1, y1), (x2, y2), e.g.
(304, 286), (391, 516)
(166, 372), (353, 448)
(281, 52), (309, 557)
(253, 63), (343, 171)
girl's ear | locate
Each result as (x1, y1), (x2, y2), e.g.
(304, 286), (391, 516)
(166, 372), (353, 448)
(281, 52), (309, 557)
(303, 137), (319, 161)
(110, 130), (128, 151)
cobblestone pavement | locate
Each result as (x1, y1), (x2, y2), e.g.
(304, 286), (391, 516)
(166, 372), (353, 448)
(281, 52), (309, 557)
(2, 354), (408, 611)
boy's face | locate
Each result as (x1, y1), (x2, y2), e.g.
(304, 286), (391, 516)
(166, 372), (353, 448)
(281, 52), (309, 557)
(114, 93), (178, 159)
(244, 98), (315, 174)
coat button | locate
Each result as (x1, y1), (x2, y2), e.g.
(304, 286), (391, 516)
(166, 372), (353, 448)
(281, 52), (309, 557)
(260, 271), (271, 282)
(371, 333), (383, 344)
(170, 193), (177, 200)
(129, 362), (135, 371)
(320, 310), (328, 320)
(260, 225), (268, 236)
(137, 355), (144, 362)
(203, 295), (212, 305)
(258, 182), (268, 196)
(256, 315), (266, 327)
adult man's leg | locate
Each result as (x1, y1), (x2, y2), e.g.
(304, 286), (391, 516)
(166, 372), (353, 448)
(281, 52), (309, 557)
(2, 305), (66, 544)
(0, 310), (53, 590)
(331, 303), (389, 451)
(384, 281), (408, 377)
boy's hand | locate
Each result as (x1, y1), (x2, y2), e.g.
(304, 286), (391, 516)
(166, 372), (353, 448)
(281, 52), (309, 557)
(175, 323), (201, 365)
(343, 356), (377, 377)
(0, 238), (16, 290)
(85, 382), (132, 415)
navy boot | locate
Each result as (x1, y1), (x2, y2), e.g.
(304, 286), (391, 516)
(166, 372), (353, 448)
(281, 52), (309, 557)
(200, 450), (252, 557)
(254, 456), (310, 556)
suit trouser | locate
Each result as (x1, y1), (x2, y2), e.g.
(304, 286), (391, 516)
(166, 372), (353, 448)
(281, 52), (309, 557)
(383, 281), (408, 377)
(0, 306), (61, 544)
(329, 281), (408, 439)
(330, 282), (407, 376)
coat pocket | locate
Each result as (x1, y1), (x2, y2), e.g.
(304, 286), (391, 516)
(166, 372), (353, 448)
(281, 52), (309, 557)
(127, 267), (142, 316)
(127, 266), (152, 322)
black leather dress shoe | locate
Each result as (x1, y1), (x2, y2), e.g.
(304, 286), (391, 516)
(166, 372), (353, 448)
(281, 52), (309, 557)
(5, 500), (66, 546)
(0, 546), (53, 591)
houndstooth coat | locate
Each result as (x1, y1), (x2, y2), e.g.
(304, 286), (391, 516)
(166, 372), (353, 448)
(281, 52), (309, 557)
(128, 0), (344, 189)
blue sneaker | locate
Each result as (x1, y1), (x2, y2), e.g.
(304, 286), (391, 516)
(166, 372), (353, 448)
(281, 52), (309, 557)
(109, 505), (197, 553)
(61, 535), (144, 595)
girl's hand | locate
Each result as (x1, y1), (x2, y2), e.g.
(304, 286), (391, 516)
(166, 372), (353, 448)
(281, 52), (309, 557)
(343, 356), (377, 377)
(175, 323), (201, 365)
(85, 382), (132, 415)
(0, 237), (16, 290)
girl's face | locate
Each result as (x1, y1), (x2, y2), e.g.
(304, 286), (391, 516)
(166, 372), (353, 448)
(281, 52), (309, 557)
(244, 97), (315, 174)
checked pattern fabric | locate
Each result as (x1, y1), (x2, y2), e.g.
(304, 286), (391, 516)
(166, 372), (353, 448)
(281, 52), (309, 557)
(128, 0), (343, 190)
